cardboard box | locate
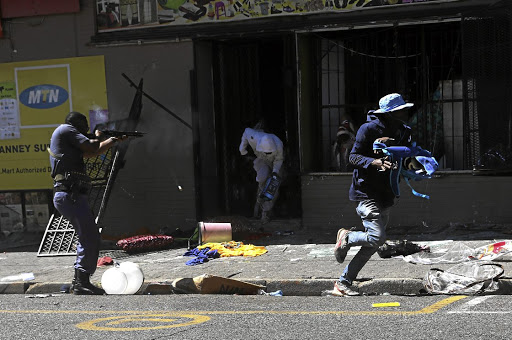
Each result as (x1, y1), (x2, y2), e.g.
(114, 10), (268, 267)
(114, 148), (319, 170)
(172, 274), (264, 295)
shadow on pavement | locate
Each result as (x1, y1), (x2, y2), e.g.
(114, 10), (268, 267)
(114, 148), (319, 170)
(1, 217), (511, 254)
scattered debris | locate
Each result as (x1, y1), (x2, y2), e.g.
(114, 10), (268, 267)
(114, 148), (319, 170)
(0, 272), (35, 282)
(97, 256), (114, 267)
(116, 234), (174, 254)
(258, 289), (283, 296)
(404, 241), (512, 264)
(101, 262), (144, 295)
(472, 240), (512, 260)
(424, 261), (504, 295)
(183, 241), (268, 265)
(183, 247), (220, 266)
(473, 144), (512, 175)
(377, 240), (430, 258)
(25, 294), (60, 298)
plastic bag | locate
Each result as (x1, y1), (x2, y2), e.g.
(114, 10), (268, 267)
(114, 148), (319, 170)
(424, 261), (504, 295)
(405, 241), (512, 264)
(0, 272), (35, 282)
(404, 242), (475, 264)
(471, 241), (512, 261)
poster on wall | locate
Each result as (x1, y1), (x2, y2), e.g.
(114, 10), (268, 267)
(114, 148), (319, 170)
(0, 55), (108, 191)
(0, 81), (20, 140)
(96, 0), (453, 32)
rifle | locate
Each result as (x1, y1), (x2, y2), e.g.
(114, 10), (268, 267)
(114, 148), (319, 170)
(101, 130), (145, 138)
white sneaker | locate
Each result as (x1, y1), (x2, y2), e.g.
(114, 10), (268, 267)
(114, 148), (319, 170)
(334, 228), (351, 263)
(333, 280), (359, 296)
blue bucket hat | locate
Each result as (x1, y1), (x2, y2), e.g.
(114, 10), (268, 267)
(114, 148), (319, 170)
(374, 93), (414, 113)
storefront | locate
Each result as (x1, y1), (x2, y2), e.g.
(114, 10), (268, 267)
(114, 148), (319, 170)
(294, 1), (512, 228)
(184, 0), (512, 228)
(0, 0), (510, 239)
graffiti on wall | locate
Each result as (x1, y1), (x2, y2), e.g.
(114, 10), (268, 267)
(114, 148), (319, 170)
(96, 0), (448, 31)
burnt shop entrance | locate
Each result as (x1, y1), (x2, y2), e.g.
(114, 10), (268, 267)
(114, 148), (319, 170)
(194, 36), (301, 221)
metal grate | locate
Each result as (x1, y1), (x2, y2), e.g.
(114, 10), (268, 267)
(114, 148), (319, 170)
(462, 6), (512, 170)
(37, 214), (78, 256)
(308, 4), (512, 172)
(311, 21), (465, 171)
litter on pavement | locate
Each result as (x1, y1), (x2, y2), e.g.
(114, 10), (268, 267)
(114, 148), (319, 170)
(404, 240), (512, 264)
(258, 289), (283, 296)
(424, 261), (504, 295)
(184, 241), (268, 265)
(377, 240), (430, 258)
(172, 274), (264, 295)
(116, 234), (175, 254)
(25, 294), (60, 298)
(97, 256), (114, 267)
(0, 272), (35, 282)
(101, 261), (144, 295)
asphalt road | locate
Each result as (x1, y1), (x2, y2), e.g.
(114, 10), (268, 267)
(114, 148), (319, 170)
(0, 294), (510, 339)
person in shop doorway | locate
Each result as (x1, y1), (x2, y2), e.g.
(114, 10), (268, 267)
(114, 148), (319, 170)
(48, 112), (127, 295)
(333, 93), (414, 296)
(331, 119), (356, 172)
(239, 126), (284, 224)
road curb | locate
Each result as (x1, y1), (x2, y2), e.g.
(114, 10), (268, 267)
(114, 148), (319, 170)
(25, 283), (67, 294)
(4, 278), (512, 296)
(0, 282), (28, 294)
(266, 279), (332, 296)
(358, 278), (425, 296)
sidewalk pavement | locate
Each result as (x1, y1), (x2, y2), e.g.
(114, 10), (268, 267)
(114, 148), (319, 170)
(1, 219), (512, 296)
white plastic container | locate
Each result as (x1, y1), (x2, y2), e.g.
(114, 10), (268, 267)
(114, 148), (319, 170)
(101, 261), (144, 295)
(119, 261), (144, 294)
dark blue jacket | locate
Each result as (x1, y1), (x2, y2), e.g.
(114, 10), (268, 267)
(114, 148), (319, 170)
(348, 112), (412, 208)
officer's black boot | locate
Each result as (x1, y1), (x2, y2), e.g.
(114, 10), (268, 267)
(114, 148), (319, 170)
(73, 269), (105, 295)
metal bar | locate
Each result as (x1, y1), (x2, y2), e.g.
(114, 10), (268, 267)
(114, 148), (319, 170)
(96, 150), (120, 226)
(65, 230), (76, 253)
(37, 214), (55, 256)
(121, 73), (192, 130)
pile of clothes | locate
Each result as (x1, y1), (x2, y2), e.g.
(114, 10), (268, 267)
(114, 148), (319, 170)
(184, 241), (267, 266)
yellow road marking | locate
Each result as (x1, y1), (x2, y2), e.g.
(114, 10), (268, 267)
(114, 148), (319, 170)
(0, 295), (467, 316)
(372, 302), (401, 308)
(76, 313), (210, 331)
(414, 295), (467, 314)
(0, 295), (468, 331)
